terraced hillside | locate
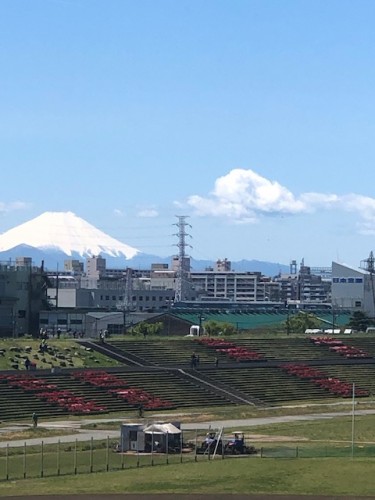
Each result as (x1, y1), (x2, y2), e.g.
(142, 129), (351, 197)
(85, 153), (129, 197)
(339, 337), (375, 357)
(231, 337), (350, 362)
(203, 366), (335, 405)
(1, 334), (375, 422)
(104, 336), (357, 365)
(318, 364), (375, 395)
(0, 368), (235, 421)
(107, 338), (233, 367)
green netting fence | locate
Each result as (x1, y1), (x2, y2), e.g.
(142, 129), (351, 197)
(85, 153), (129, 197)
(0, 437), (374, 482)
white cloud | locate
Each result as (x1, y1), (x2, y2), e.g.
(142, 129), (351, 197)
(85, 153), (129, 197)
(187, 169), (305, 220)
(113, 209), (125, 217)
(186, 168), (375, 233)
(339, 194), (375, 234)
(173, 200), (186, 209)
(300, 192), (340, 210)
(137, 208), (159, 218)
(0, 201), (30, 215)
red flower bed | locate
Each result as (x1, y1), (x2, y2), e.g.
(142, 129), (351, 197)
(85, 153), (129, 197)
(310, 337), (372, 359)
(72, 371), (175, 410)
(195, 337), (264, 362)
(196, 338), (235, 349)
(37, 389), (106, 413)
(281, 363), (369, 398)
(110, 388), (174, 409)
(0, 375), (57, 392)
(281, 364), (324, 379)
(0, 374), (106, 414)
(72, 370), (127, 388)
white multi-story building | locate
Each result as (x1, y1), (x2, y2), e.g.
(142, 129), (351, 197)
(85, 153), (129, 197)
(189, 270), (272, 302)
(331, 261), (375, 316)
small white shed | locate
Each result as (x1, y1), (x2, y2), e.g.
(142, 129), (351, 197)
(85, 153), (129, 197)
(120, 422), (181, 453)
(120, 423), (145, 452)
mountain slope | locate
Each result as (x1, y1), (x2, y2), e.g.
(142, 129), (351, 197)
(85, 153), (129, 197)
(0, 212), (289, 275)
(0, 211), (139, 259)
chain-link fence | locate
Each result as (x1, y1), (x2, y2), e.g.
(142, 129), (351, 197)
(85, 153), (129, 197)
(1, 433), (374, 481)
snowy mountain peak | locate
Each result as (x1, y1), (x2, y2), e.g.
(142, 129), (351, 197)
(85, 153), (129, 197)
(0, 211), (139, 259)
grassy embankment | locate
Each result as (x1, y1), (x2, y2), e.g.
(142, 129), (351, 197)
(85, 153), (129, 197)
(0, 457), (374, 496)
(0, 338), (120, 371)
(1, 411), (375, 493)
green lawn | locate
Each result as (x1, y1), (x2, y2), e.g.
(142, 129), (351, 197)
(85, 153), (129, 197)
(0, 456), (374, 496)
(244, 414), (375, 443)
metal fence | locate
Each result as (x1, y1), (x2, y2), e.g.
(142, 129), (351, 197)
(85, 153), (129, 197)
(0, 435), (201, 481)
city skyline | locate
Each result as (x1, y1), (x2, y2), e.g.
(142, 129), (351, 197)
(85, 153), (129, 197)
(1, 1), (375, 268)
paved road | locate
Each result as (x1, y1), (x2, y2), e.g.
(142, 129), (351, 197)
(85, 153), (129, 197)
(1, 409), (375, 448)
(181, 408), (375, 430)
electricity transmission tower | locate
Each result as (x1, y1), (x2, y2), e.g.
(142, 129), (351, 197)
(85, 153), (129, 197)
(360, 251), (375, 316)
(173, 215), (192, 303)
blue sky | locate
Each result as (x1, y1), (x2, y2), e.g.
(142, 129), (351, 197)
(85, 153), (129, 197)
(1, 0), (375, 269)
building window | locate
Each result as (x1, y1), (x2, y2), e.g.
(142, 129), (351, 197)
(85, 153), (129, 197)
(70, 319), (83, 325)
(355, 301), (362, 307)
(355, 278), (363, 283)
(105, 295), (109, 300)
(129, 430), (137, 441)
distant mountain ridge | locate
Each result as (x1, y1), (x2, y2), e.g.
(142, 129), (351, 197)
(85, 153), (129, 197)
(0, 244), (288, 276)
(0, 212), (289, 276)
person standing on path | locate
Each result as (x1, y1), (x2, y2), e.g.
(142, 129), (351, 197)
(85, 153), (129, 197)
(32, 412), (38, 428)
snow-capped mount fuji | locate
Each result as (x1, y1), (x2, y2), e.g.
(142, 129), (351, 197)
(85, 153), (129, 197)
(0, 211), (289, 275)
(0, 211), (139, 267)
